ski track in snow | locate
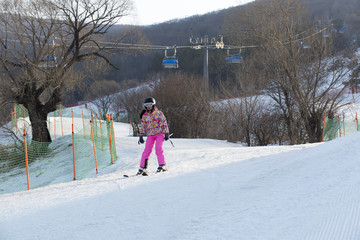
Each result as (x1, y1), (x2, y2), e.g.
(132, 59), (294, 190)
(0, 120), (360, 239)
(305, 183), (360, 240)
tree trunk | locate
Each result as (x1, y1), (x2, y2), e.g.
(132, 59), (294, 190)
(25, 102), (52, 143)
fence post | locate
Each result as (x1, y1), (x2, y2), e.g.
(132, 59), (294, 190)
(72, 123), (76, 180)
(54, 118), (56, 139)
(60, 103), (64, 136)
(356, 113), (359, 132)
(338, 114), (341, 138)
(129, 120), (132, 136)
(322, 113), (326, 142)
(82, 110), (85, 137)
(23, 130), (30, 190)
(111, 114), (117, 158)
(107, 115), (114, 164)
(72, 109), (76, 180)
(343, 112), (345, 136)
(90, 111), (98, 174)
(72, 107), (74, 131)
(11, 110), (14, 129)
(49, 112), (52, 136)
(99, 116), (103, 151)
(14, 105), (16, 131)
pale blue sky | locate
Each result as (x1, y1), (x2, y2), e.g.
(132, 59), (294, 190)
(123, 0), (253, 25)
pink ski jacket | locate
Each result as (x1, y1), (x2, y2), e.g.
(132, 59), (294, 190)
(139, 107), (169, 136)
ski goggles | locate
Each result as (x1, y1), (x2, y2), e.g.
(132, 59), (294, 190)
(144, 102), (155, 107)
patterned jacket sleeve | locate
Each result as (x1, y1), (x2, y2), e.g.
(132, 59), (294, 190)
(160, 111), (169, 134)
(139, 115), (146, 136)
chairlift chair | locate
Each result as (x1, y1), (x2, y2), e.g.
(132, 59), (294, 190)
(39, 55), (58, 69)
(162, 48), (179, 69)
(225, 49), (242, 64)
(303, 43), (310, 49)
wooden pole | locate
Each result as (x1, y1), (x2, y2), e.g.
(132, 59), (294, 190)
(72, 123), (76, 180)
(111, 114), (117, 158)
(343, 113), (345, 136)
(54, 118), (56, 140)
(14, 105), (18, 134)
(82, 110), (85, 137)
(71, 109), (74, 129)
(49, 112), (52, 136)
(11, 110), (14, 129)
(23, 130), (30, 190)
(322, 113), (326, 142)
(108, 115), (114, 164)
(90, 111), (98, 174)
(60, 104), (64, 136)
(72, 109), (76, 180)
(99, 116), (103, 151)
(338, 114), (341, 138)
(129, 120), (132, 136)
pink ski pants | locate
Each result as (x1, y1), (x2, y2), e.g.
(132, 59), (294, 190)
(140, 133), (166, 168)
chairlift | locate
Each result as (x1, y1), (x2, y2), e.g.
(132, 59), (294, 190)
(225, 49), (242, 64)
(39, 55), (58, 69)
(162, 47), (178, 69)
(303, 43), (310, 49)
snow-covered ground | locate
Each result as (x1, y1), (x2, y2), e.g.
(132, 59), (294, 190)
(1, 120), (360, 239)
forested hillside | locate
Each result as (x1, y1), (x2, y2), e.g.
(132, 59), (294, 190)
(78, 0), (360, 105)
(101, 0), (360, 145)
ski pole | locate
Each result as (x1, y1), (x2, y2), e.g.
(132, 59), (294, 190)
(168, 133), (175, 147)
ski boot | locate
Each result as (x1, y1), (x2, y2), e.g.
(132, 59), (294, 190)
(156, 165), (167, 173)
(136, 159), (149, 176)
(136, 167), (149, 176)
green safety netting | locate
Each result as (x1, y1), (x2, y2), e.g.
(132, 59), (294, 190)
(323, 116), (359, 141)
(1, 104), (118, 194)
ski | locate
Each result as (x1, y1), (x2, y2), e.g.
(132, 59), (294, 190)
(123, 174), (147, 178)
(123, 172), (149, 178)
(123, 169), (167, 178)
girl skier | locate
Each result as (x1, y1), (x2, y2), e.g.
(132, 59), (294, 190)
(137, 97), (170, 176)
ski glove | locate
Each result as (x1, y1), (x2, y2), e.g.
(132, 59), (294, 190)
(139, 136), (144, 144)
(164, 133), (169, 141)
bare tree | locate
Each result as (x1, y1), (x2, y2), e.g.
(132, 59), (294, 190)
(0, 0), (133, 142)
(152, 73), (213, 138)
(227, 96), (259, 146)
(86, 80), (121, 120)
(226, 0), (357, 143)
(113, 84), (152, 126)
(218, 53), (267, 146)
(252, 108), (284, 146)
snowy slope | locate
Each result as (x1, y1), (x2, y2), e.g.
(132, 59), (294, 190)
(0, 122), (360, 240)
